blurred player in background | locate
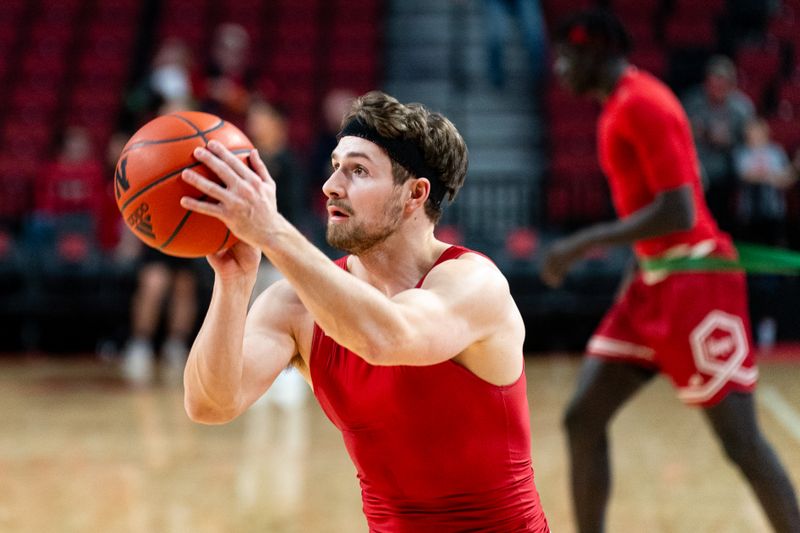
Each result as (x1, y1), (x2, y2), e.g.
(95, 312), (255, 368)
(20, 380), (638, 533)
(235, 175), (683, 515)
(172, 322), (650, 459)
(179, 91), (550, 531)
(540, 10), (800, 533)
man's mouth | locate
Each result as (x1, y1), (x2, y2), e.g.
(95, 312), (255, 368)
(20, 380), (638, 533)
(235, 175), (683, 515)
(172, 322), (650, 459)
(327, 205), (351, 220)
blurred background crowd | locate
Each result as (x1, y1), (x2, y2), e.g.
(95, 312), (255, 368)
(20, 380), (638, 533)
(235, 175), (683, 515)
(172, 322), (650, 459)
(0, 0), (799, 361)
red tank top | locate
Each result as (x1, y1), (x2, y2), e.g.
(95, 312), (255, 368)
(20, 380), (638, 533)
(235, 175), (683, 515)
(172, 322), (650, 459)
(310, 246), (549, 532)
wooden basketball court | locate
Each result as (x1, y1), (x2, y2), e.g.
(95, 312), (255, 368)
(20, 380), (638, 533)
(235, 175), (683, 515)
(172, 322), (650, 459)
(1, 354), (798, 532)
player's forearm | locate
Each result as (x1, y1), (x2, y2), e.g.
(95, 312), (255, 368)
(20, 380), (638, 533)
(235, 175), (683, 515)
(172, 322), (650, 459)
(260, 221), (405, 361)
(577, 186), (695, 248)
(184, 278), (254, 423)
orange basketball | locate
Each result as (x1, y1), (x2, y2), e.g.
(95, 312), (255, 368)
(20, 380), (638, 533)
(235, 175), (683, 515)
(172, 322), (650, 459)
(114, 111), (254, 257)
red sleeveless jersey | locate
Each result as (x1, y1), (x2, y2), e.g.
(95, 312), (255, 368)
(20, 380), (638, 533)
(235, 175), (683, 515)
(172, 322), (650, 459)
(310, 246), (549, 532)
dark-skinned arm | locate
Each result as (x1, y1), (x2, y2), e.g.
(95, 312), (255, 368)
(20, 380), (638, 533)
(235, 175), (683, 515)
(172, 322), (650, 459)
(540, 184), (695, 287)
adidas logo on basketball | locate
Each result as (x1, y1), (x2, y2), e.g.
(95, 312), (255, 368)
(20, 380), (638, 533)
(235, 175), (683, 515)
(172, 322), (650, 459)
(127, 202), (155, 239)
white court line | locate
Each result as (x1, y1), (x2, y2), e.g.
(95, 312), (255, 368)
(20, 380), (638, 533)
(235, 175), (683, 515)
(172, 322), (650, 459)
(759, 384), (800, 444)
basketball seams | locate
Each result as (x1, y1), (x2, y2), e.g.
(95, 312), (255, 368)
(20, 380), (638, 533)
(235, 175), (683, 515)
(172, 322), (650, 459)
(119, 148), (252, 211)
(120, 118), (225, 156)
(170, 113), (214, 144)
(215, 229), (232, 253)
(116, 111), (252, 257)
(158, 197), (203, 251)
(157, 198), (233, 256)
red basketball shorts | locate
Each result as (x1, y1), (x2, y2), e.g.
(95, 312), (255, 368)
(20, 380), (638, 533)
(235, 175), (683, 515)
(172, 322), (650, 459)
(587, 271), (758, 407)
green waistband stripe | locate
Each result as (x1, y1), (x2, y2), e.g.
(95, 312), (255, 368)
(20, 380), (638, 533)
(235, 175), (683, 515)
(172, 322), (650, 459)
(640, 243), (800, 274)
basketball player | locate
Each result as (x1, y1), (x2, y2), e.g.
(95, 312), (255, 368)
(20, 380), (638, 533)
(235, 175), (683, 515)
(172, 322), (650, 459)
(179, 91), (550, 531)
(540, 10), (800, 533)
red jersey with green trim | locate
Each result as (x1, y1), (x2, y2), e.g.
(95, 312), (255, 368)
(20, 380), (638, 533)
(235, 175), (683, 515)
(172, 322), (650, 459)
(598, 67), (735, 259)
(310, 246), (549, 532)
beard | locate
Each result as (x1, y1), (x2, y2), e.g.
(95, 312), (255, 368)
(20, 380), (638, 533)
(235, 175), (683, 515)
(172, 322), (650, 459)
(326, 193), (404, 254)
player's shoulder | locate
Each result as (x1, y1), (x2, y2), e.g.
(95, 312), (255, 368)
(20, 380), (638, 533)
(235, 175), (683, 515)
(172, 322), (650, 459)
(620, 73), (674, 109)
(251, 278), (308, 320)
(437, 247), (499, 271)
(616, 72), (684, 125)
(426, 249), (508, 289)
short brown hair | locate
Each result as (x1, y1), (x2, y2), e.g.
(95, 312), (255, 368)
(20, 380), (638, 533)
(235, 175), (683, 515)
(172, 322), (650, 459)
(340, 91), (468, 223)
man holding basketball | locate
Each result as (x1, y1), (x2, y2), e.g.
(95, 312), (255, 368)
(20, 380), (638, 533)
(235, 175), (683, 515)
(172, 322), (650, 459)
(540, 10), (799, 533)
(179, 91), (550, 531)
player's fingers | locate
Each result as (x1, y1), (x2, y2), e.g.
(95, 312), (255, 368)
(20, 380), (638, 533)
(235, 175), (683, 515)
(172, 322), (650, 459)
(206, 140), (261, 186)
(192, 145), (240, 187)
(180, 196), (225, 219)
(248, 149), (275, 184)
(181, 168), (236, 203)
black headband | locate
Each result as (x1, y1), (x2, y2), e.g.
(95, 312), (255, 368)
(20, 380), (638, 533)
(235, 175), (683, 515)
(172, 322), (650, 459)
(338, 118), (447, 208)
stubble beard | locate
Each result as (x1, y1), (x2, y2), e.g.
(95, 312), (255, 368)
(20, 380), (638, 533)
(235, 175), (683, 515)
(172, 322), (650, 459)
(326, 194), (404, 255)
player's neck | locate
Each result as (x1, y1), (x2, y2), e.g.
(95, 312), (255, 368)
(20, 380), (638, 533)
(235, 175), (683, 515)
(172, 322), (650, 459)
(350, 226), (448, 296)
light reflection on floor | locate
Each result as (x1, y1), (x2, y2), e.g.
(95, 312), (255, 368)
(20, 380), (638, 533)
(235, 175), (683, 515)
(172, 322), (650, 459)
(0, 354), (798, 533)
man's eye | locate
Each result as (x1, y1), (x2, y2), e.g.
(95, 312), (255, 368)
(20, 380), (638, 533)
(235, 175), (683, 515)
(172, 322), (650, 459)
(354, 166), (366, 176)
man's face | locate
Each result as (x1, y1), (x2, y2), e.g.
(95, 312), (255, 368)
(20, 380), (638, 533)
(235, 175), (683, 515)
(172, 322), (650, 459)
(324, 136), (405, 254)
(553, 43), (602, 96)
(705, 73), (732, 104)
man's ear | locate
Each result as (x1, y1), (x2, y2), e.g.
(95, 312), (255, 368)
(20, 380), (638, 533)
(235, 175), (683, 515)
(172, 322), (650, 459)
(406, 178), (430, 211)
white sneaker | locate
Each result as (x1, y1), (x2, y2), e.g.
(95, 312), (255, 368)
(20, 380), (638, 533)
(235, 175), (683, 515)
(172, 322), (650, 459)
(161, 337), (188, 386)
(122, 339), (155, 386)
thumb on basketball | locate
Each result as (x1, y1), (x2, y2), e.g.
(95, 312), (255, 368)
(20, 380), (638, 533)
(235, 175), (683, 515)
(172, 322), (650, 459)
(206, 240), (261, 281)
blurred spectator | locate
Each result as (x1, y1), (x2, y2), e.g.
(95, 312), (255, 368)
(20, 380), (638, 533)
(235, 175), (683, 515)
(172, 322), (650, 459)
(733, 117), (795, 351)
(245, 97), (310, 408)
(682, 55), (755, 232)
(247, 97), (308, 228)
(246, 96), (308, 292)
(26, 126), (105, 260)
(483, 0), (548, 89)
(121, 246), (202, 386)
(124, 38), (196, 129)
(199, 22), (254, 128)
(309, 89), (356, 199)
(733, 117), (795, 245)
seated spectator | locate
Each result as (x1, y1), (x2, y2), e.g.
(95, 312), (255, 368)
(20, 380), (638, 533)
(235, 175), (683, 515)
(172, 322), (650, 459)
(26, 126), (105, 261)
(733, 117), (795, 245)
(682, 55), (755, 232)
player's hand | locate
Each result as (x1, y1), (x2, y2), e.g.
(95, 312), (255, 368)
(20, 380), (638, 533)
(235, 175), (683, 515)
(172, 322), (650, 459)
(206, 240), (261, 283)
(540, 237), (588, 288)
(180, 140), (289, 249)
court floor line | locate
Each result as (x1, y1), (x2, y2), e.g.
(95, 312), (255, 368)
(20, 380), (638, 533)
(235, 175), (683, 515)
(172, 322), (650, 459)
(759, 384), (800, 444)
